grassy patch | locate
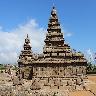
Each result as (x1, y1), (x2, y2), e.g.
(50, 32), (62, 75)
(0, 64), (6, 70)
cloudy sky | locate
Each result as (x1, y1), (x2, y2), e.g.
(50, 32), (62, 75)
(0, 0), (96, 64)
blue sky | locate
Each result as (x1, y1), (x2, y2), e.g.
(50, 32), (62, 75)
(0, 0), (96, 64)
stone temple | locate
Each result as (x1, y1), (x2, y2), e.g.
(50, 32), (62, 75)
(18, 6), (87, 90)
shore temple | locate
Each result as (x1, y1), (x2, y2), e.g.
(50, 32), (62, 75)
(18, 6), (87, 90)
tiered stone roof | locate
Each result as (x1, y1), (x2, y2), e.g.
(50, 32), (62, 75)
(18, 6), (87, 65)
(18, 34), (36, 64)
(37, 6), (87, 64)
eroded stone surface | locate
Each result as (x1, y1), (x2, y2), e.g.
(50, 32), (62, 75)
(17, 6), (87, 92)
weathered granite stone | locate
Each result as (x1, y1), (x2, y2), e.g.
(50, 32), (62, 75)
(17, 6), (87, 91)
(12, 75), (23, 86)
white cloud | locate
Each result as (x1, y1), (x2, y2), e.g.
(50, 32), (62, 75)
(61, 27), (72, 37)
(0, 19), (46, 64)
(85, 49), (95, 63)
(64, 32), (72, 37)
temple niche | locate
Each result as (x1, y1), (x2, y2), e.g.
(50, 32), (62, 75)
(18, 6), (87, 90)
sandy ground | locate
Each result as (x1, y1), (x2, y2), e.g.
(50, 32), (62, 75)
(0, 70), (96, 96)
(69, 75), (96, 96)
(69, 91), (94, 96)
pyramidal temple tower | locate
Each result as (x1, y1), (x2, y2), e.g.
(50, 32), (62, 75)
(18, 34), (35, 65)
(18, 6), (87, 90)
(43, 6), (73, 60)
(43, 6), (65, 58)
(38, 6), (87, 75)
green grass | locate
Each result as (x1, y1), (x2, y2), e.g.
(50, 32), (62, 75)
(0, 64), (5, 70)
(12, 66), (18, 71)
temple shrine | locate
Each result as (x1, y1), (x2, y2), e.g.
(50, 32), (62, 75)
(18, 6), (87, 90)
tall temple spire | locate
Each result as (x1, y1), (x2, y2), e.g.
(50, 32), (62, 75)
(44, 6), (64, 48)
(43, 6), (65, 59)
(43, 5), (87, 66)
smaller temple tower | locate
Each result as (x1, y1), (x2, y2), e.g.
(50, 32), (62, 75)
(18, 34), (34, 65)
(18, 34), (35, 79)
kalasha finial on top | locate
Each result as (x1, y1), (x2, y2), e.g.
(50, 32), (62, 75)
(25, 34), (30, 44)
(51, 4), (57, 15)
(27, 34), (29, 38)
